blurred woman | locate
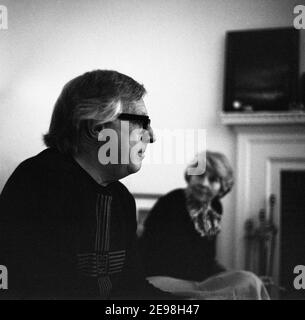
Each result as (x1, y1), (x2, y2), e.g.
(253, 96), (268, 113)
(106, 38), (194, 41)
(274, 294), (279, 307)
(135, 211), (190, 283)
(139, 151), (269, 299)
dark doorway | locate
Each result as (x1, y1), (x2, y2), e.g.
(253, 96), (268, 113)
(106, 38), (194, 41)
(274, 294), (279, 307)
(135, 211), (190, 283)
(280, 171), (305, 299)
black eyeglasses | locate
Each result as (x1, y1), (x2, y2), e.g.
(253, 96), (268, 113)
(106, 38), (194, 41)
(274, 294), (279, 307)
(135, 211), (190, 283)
(117, 113), (151, 130)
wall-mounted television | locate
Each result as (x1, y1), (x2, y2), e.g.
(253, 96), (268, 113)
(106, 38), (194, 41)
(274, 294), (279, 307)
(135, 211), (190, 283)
(224, 28), (300, 112)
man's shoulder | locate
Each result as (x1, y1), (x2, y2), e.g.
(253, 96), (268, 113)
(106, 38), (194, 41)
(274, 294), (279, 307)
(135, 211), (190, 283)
(2, 150), (49, 188)
(0, 150), (60, 213)
(110, 181), (135, 203)
(14, 148), (70, 174)
(2, 148), (78, 195)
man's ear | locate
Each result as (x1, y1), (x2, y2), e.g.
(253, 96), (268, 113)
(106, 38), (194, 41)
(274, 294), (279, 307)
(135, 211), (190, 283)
(93, 123), (104, 135)
(93, 122), (107, 143)
(83, 121), (103, 140)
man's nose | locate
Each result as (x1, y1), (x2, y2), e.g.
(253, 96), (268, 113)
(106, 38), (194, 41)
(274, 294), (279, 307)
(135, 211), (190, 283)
(148, 126), (156, 143)
(142, 126), (156, 143)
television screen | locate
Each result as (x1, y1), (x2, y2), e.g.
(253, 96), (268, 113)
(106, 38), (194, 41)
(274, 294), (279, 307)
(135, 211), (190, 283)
(224, 28), (300, 112)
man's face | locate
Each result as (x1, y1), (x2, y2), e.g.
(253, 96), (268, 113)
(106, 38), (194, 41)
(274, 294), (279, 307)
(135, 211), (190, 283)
(188, 172), (221, 203)
(120, 99), (155, 175)
(98, 98), (155, 179)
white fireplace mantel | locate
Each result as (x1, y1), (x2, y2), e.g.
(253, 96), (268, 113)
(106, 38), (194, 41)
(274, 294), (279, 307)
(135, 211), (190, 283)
(220, 111), (305, 126)
(223, 112), (305, 286)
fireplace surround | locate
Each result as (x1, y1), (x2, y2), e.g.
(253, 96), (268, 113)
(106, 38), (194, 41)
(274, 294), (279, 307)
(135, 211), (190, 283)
(221, 112), (305, 293)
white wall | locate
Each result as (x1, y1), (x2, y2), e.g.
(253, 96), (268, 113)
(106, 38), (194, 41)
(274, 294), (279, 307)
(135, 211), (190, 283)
(0, 0), (301, 268)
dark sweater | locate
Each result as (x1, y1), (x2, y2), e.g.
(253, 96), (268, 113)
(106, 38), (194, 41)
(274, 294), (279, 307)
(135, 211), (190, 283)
(0, 148), (173, 299)
(139, 189), (226, 282)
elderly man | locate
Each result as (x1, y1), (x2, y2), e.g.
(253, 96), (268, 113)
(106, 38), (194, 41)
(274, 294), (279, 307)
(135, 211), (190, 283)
(0, 70), (173, 299)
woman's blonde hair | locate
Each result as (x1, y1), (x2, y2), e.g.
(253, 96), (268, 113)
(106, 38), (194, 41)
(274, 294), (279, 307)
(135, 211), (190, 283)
(184, 151), (234, 198)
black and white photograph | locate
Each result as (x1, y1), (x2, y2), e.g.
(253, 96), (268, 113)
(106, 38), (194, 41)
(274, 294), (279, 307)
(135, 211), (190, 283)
(0, 0), (304, 302)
